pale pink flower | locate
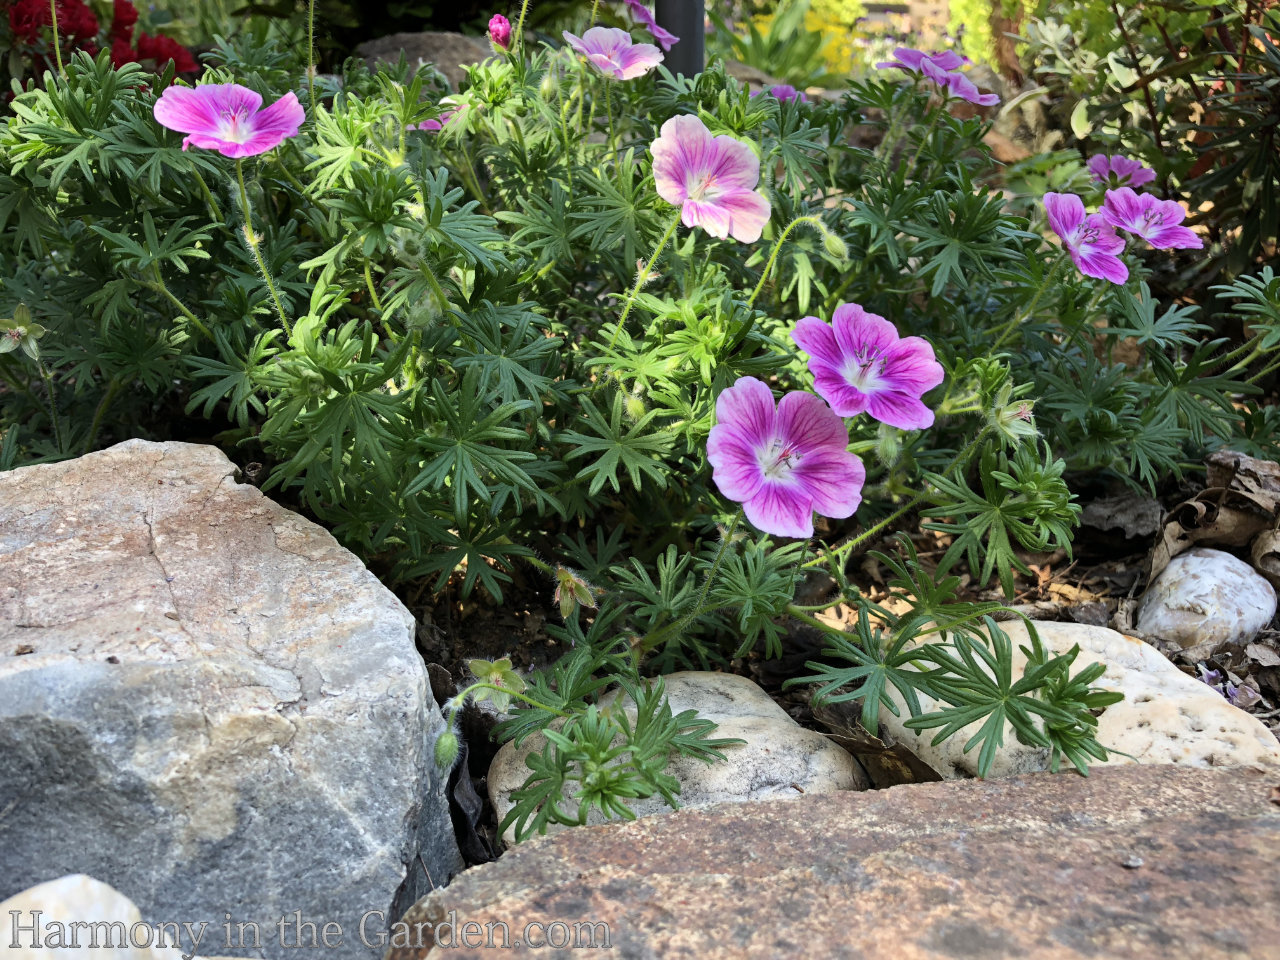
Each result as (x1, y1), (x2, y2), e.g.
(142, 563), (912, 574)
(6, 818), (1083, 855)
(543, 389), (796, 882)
(1043, 192), (1129, 285)
(1087, 154), (1155, 189)
(752, 84), (807, 103)
(1101, 187), (1202, 250)
(562, 26), (663, 80)
(621, 0), (678, 51)
(707, 376), (865, 538)
(153, 83), (304, 158)
(875, 47), (998, 106)
(650, 114), (771, 243)
(791, 304), (945, 430)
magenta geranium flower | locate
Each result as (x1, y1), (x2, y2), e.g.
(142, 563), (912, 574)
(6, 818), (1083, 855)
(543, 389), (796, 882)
(791, 303), (945, 430)
(153, 83), (304, 158)
(707, 377), (865, 538)
(1087, 154), (1155, 189)
(1043, 192), (1129, 285)
(1101, 188), (1202, 250)
(488, 14), (511, 49)
(621, 0), (678, 51)
(563, 26), (663, 80)
(752, 84), (807, 103)
(875, 47), (998, 106)
(650, 114), (771, 243)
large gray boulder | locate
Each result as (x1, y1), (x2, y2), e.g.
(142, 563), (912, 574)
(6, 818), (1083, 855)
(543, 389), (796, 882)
(0, 440), (461, 959)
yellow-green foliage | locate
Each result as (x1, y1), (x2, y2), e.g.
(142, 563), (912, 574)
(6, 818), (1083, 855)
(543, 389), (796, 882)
(753, 0), (866, 76)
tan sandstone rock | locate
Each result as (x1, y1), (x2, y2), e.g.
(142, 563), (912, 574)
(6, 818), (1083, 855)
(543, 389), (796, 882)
(388, 765), (1280, 960)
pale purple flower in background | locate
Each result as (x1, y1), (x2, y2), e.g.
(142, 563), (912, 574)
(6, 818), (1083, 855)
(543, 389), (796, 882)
(621, 0), (678, 51)
(875, 46), (998, 106)
(1087, 154), (1156, 189)
(1102, 187), (1202, 250)
(563, 26), (663, 80)
(707, 376), (865, 538)
(650, 114), (771, 243)
(417, 111), (456, 132)
(488, 14), (511, 49)
(153, 83), (304, 158)
(752, 84), (808, 103)
(1043, 192), (1129, 285)
(791, 303), (945, 430)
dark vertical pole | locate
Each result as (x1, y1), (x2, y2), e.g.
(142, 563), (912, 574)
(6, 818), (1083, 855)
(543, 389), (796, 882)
(654, 0), (705, 78)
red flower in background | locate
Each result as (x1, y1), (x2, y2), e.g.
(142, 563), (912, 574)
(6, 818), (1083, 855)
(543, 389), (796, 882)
(9, 0), (99, 44)
(135, 32), (197, 72)
(110, 0), (139, 41)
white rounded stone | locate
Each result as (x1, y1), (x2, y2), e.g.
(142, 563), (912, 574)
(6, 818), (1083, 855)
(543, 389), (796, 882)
(1136, 547), (1277, 649)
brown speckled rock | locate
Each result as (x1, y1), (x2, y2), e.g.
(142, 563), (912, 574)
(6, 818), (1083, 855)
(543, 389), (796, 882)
(355, 32), (493, 91)
(0, 439), (460, 958)
(388, 765), (1280, 959)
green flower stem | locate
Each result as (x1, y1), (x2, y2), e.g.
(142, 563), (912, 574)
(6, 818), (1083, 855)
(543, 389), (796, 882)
(590, 0), (600, 25)
(236, 159), (292, 337)
(514, 0), (532, 55)
(802, 425), (993, 571)
(191, 168), (223, 223)
(636, 512), (742, 659)
(147, 266), (214, 342)
(747, 215), (823, 309)
(605, 80), (615, 148)
(601, 211), (682, 359)
(906, 93), (948, 181)
(306, 0), (317, 113)
(989, 252), (1069, 352)
(83, 376), (123, 455)
(48, 0), (64, 76)
(276, 155), (308, 195)
(35, 357), (65, 454)
(876, 76), (919, 171)
(363, 261), (384, 313)
(1247, 355), (1280, 385)
(449, 683), (569, 721)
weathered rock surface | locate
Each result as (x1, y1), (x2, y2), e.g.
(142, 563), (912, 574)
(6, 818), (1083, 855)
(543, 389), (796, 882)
(356, 32), (493, 91)
(1137, 547), (1277, 650)
(389, 765), (1280, 960)
(875, 620), (1280, 779)
(0, 440), (461, 959)
(489, 671), (866, 843)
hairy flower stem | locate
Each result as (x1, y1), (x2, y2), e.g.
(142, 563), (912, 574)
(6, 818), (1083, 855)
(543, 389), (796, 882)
(236, 159), (291, 337)
(191, 169), (223, 223)
(35, 358), (65, 454)
(747, 215), (824, 309)
(906, 93), (948, 181)
(83, 376), (123, 455)
(514, 0), (532, 55)
(989, 252), (1068, 352)
(148, 265), (214, 341)
(306, 0), (317, 113)
(48, 0), (64, 76)
(363, 262), (384, 313)
(600, 212), (682, 360)
(801, 425), (994, 571)
(446, 683), (569, 728)
(590, 0), (600, 25)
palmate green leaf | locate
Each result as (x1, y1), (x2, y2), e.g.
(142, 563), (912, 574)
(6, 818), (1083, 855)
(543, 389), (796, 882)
(1099, 282), (1205, 350)
(453, 300), (561, 407)
(786, 604), (937, 735)
(400, 516), (533, 601)
(185, 328), (280, 427)
(89, 213), (212, 275)
(1145, 339), (1257, 446)
(568, 151), (659, 267)
(559, 393), (675, 495)
(494, 179), (576, 274)
(408, 374), (549, 520)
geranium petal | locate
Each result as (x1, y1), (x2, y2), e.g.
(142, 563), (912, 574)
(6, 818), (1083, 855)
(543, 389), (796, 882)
(831, 303), (897, 357)
(744, 484), (813, 538)
(682, 198), (730, 238)
(882, 336), (945, 394)
(791, 315), (840, 367)
(1043, 192), (1084, 241)
(712, 376), (777, 449)
(867, 391), (936, 430)
(718, 189), (770, 243)
(775, 391), (848, 454)
(794, 449), (865, 519)
(707, 430), (765, 503)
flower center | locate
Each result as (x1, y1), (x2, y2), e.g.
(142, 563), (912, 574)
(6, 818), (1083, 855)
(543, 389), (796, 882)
(689, 173), (717, 201)
(759, 438), (801, 480)
(1142, 207), (1168, 228)
(843, 348), (886, 393)
(218, 107), (252, 144)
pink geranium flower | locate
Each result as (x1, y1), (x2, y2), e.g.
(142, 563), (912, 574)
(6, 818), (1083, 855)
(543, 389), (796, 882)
(621, 0), (678, 51)
(707, 376), (865, 538)
(1043, 192), (1129, 285)
(875, 46), (998, 106)
(791, 303), (945, 430)
(562, 26), (663, 80)
(1101, 188), (1202, 250)
(153, 83), (304, 158)
(1087, 154), (1155, 189)
(752, 84), (807, 103)
(650, 114), (771, 243)
(488, 14), (511, 49)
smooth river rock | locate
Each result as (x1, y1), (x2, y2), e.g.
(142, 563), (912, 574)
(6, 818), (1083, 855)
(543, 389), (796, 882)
(489, 671), (866, 844)
(875, 619), (1280, 779)
(0, 440), (461, 959)
(1136, 547), (1277, 650)
(388, 765), (1280, 960)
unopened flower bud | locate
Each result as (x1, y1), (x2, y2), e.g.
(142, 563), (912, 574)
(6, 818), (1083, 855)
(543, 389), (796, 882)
(817, 224), (848, 260)
(433, 730), (460, 771)
(488, 14), (512, 50)
(623, 391), (646, 421)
